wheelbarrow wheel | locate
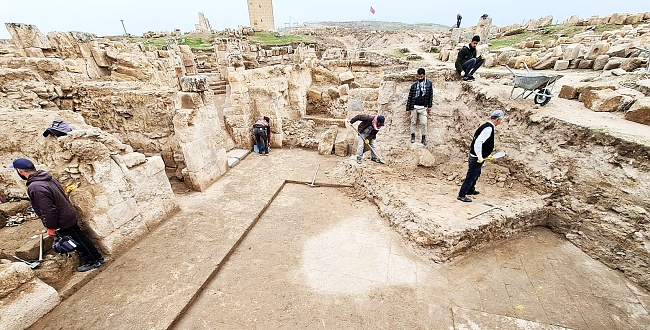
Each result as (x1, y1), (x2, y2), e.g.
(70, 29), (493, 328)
(534, 88), (552, 106)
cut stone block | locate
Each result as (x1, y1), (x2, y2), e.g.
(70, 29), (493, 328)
(625, 97), (650, 125)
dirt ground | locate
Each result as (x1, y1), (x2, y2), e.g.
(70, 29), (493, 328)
(27, 149), (650, 330)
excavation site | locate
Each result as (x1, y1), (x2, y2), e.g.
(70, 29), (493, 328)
(1, 9), (649, 330)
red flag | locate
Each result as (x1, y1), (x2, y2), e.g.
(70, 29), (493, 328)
(370, 6), (375, 14)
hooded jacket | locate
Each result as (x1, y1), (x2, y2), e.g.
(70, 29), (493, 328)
(26, 170), (78, 230)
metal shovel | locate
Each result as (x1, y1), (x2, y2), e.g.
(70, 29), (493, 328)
(13, 255), (40, 269)
(306, 164), (320, 188)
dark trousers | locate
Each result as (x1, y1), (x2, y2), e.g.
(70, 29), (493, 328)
(58, 223), (103, 264)
(461, 57), (484, 76)
(458, 155), (483, 197)
(253, 127), (268, 154)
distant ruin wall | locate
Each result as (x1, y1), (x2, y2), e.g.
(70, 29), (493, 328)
(247, 0), (275, 31)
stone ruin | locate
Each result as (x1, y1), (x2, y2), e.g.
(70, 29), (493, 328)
(1, 11), (650, 328)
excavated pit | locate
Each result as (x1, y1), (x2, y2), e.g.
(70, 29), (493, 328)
(334, 68), (650, 293)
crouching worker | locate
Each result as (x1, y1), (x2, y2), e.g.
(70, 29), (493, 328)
(10, 158), (105, 272)
(350, 114), (385, 164)
(455, 35), (485, 81)
(253, 116), (271, 156)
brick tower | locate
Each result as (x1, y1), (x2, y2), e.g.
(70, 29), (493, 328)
(247, 0), (275, 31)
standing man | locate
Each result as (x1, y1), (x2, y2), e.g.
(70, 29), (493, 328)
(406, 68), (433, 145)
(455, 35), (485, 81)
(253, 116), (271, 156)
(456, 14), (462, 28)
(457, 110), (504, 202)
(350, 114), (385, 164)
(10, 158), (105, 271)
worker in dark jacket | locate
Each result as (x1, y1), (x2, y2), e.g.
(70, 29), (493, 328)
(10, 158), (104, 272)
(457, 110), (504, 202)
(406, 68), (433, 145)
(252, 116), (271, 156)
(455, 35), (485, 81)
(350, 114), (385, 164)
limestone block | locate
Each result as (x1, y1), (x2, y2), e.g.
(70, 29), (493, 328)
(582, 89), (625, 112)
(180, 75), (208, 92)
(559, 84), (582, 100)
(564, 15), (582, 25)
(554, 60), (570, 71)
(334, 131), (352, 157)
(121, 152), (146, 168)
(25, 58), (65, 72)
(24, 47), (44, 58)
(0, 263), (34, 298)
(5, 23), (51, 51)
(0, 278), (59, 330)
(621, 58), (645, 71)
(624, 13), (643, 24)
(609, 13), (628, 25)
(611, 68), (627, 76)
(15, 236), (53, 261)
(318, 125), (338, 155)
(416, 148), (436, 167)
(307, 88), (322, 102)
(625, 98), (650, 125)
(586, 41), (611, 60)
(562, 44), (583, 61)
(551, 46), (563, 57)
(593, 55), (610, 70)
(450, 28), (461, 45)
(532, 56), (558, 70)
(178, 45), (196, 67)
(339, 71), (355, 83)
(327, 86), (340, 99)
(577, 60), (594, 69)
(568, 59), (581, 69)
(91, 48), (110, 68)
(603, 58), (623, 71)
(606, 44), (632, 58)
(338, 84), (349, 96)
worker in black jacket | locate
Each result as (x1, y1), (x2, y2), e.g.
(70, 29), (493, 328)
(457, 110), (504, 202)
(406, 68), (433, 145)
(10, 158), (104, 271)
(455, 35), (485, 81)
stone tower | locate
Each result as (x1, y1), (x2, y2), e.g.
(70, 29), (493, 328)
(247, 0), (275, 31)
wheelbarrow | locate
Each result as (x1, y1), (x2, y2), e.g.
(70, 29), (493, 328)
(503, 62), (563, 106)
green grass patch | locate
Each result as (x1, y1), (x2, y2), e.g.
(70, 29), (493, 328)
(128, 33), (214, 50)
(248, 32), (313, 46)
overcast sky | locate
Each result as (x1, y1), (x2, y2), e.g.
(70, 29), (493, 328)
(0, 0), (646, 39)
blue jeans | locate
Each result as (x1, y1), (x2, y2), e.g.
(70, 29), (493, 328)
(461, 58), (484, 77)
(458, 155), (483, 197)
(253, 127), (268, 154)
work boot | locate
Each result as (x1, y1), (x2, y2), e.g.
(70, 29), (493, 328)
(410, 133), (415, 143)
(421, 135), (427, 146)
(77, 262), (100, 272)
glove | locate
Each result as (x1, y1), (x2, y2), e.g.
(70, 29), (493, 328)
(477, 157), (484, 163)
(47, 228), (56, 237)
(487, 155), (494, 161)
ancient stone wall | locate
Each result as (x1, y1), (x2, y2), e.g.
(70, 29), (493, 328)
(1, 23), (231, 191)
(227, 63), (312, 148)
(0, 109), (179, 254)
(247, 0), (275, 31)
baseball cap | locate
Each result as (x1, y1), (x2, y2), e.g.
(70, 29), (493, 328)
(8, 158), (36, 170)
(377, 115), (385, 126)
(490, 110), (505, 119)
